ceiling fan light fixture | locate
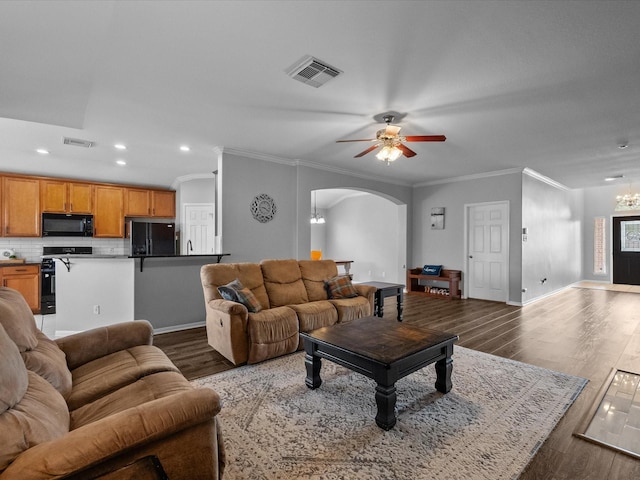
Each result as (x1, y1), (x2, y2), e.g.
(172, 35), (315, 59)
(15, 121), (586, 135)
(376, 145), (402, 164)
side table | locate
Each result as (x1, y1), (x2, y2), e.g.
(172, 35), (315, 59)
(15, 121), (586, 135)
(358, 281), (404, 321)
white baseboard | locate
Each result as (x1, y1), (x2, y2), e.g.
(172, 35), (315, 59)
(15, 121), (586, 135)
(520, 285), (573, 306)
(153, 321), (206, 335)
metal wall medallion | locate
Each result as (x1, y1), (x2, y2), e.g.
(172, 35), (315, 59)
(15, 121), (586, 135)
(250, 193), (277, 223)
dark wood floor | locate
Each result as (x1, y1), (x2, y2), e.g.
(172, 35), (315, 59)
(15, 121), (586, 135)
(154, 287), (640, 479)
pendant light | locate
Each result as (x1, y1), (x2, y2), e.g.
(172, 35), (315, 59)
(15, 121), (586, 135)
(310, 191), (325, 224)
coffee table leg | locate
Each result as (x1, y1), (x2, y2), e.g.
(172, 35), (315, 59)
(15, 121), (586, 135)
(303, 343), (322, 389)
(374, 383), (397, 430)
(435, 356), (453, 393)
(396, 289), (403, 322)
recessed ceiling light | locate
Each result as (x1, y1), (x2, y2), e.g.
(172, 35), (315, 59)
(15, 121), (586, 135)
(36, 148), (49, 155)
(605, 175), (624, 181)
(116, 159), (127, 166)
(618, 144), (628, 150)
(179, 145), (190, 152)
(114, 144), (127, 150)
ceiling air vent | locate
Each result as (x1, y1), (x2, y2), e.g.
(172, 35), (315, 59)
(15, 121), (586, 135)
(63, 137), (94, 148)
(285, 55), (342, 88)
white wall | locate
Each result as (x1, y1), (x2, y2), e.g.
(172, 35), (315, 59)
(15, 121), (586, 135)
(55, 257), (134, 334)
(176, 176), (216, 254)
(178, 177), (215, 208)
(521, 172), (583, 303)
(325, 193), (406, 284)
(296, 164), (413, 267)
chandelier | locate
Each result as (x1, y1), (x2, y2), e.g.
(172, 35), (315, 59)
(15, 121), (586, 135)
(310, 191), (325, 224)
(616, 191), (640, 210)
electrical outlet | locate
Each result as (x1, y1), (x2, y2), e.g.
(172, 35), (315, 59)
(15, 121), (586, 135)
(93, 305), (100, 315)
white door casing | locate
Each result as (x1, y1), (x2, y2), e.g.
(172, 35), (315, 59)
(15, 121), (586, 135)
(465, 201), (509, 302)
(183, 203), (215, 255)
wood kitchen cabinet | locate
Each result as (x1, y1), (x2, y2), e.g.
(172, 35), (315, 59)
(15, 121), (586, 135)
(151, 190), (175, 217)
(125, 188), (175, 218)
(40, 179), (93, 213)
(2, 176), (40, 237)
(93, 185), (124, 237)
(0, 172), (175, 238)
(1, 264), (40, 313)
(124, 188), (151, 216)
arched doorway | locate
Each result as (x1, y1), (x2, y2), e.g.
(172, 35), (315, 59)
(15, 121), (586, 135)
(310, 188), (407, 284)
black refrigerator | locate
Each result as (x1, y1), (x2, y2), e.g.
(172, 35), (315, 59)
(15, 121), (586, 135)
(128, 221), (176, 256)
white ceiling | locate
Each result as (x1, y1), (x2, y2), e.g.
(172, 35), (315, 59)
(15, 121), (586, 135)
(2, 1), (640, 190)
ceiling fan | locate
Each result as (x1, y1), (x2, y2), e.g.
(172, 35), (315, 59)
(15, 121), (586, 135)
(336, 114), (446, 163)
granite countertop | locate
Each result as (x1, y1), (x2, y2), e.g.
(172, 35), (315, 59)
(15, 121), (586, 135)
(43, 254), (130, 259)
(0, 261), (40, 266)
(129, 253), (230, 258)
(43, 253), (230, 259)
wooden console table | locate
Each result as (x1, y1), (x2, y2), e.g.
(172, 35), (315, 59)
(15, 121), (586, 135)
(406, 268), (461, 300)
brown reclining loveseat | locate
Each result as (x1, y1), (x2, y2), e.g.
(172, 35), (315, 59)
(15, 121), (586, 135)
(201, 259), (376, 365)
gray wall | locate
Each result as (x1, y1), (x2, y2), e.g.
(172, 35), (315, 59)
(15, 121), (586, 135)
(218, 153), (413, 265)
(219, 152), (297, 262)
(215, 150), (598, 307)
(412, 171), (523, 303)
(134, 257), (214, 331)
(521, 172), (583, 303)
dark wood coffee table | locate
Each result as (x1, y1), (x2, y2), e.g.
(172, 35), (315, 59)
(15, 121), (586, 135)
(300, 316), (458, 430)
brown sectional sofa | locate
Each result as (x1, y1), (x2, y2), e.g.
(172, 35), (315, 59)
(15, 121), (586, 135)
(0, 287), (225, 480)
(200, 259), (376, 365)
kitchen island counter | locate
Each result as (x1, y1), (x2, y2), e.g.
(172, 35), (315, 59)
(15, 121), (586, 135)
(53, 254), (231, 336)
(130, 253), (230, 272)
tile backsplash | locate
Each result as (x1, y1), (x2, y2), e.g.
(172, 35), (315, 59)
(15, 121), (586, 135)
(0, 237), (128, 262)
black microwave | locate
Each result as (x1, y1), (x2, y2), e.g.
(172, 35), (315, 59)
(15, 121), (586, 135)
(42, 213), (94, 237)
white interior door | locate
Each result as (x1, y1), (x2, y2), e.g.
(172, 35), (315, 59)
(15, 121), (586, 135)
(183, 203), (215, 255)
(466, 202), (509, 302)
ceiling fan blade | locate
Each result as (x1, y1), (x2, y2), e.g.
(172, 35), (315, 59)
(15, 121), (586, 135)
(397, 144), (417, 158)
(336, 138), (376, 143)
(354, 145), (380, 158)
(404, 135), (446, 142)
(385, 125), (401, 136)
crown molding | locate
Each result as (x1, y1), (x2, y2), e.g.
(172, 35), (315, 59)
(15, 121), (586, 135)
(295, 159), (411, 186)
(413, 168), (523, 187)
(223, 147), (296, 166)
(171, 172), (216, 190)
(522, 167), (569, 191)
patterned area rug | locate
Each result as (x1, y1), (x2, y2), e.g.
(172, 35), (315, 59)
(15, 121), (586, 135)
(193, 347), (587, 479)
